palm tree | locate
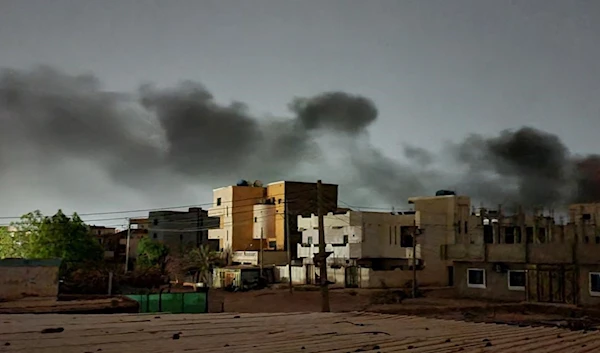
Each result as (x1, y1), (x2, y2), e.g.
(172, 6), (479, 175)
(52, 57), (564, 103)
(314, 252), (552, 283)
(184, 245), (221, 285)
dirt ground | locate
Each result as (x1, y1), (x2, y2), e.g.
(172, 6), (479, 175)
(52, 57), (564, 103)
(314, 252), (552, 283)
(217, 286), (600, 330)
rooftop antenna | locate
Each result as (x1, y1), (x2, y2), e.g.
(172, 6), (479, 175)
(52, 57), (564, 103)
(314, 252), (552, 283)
(391, 206), (396, 215)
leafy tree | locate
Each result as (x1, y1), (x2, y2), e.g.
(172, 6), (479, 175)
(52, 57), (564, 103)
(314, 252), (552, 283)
(137, 237), (170, 273)
(183, 245), (221, 284)
(0, 210), (103, 263)
(0, 226), (27, 258)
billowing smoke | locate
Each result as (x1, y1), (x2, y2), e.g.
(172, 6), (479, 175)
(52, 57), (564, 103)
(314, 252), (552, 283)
(0, 66), (598, 216)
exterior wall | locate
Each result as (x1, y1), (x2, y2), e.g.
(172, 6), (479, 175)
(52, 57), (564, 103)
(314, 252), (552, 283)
(253, 204), (276, 241)
(275, 265), (417, 288)
(0, 259), (61, 301)
(149, 208), (218, 254)
(410, 195), (470, 286)
(454, 261), (527, 302)
(578, 265), (600, 306)
(267, 181), (338, 252)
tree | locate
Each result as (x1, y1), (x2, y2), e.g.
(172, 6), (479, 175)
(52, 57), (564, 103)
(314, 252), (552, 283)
(0, 226), (27, 258)
(137, 237), (170, 273)
(1, 210), (103, 263)
(183, 245), (221, 284)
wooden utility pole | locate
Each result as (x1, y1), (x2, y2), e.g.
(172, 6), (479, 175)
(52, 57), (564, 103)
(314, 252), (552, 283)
(412, 220), (418, 298)
(317, 180), (330, 312)
(124, 218), (131, 273)
(260, 227), (264, 275)
(285, 201), (293, 293)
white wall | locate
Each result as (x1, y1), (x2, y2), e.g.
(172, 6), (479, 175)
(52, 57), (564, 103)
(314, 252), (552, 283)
(208, 187), (234, 251)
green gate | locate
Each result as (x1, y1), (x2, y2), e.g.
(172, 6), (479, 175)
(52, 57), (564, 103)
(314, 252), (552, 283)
(126, 292), (208, 314)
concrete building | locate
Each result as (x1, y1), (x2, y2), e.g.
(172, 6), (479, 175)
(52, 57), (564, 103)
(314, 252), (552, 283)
(207, 180), (338, 263)
(148, 208), (219, 254)
(446, 201), (600, 306)
(288, 193), (466, 288)
(89, 225), (118, 259)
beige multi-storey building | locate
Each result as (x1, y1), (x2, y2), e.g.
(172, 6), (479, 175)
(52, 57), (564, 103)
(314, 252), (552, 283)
(446, 200), (600, 306)
(291, 193), (467, 288)
(207, 180), (338, 264)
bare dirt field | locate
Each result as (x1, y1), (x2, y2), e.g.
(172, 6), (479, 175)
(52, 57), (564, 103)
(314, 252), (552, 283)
(218, 286), (600, 330)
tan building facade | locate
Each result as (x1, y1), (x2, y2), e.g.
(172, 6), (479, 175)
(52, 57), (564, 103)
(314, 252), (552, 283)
(208, 180), (338, 261)
(447, 201), (600, 306)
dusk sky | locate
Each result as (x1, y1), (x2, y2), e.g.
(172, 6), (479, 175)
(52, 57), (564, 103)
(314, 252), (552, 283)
(1, 0), (599, 225)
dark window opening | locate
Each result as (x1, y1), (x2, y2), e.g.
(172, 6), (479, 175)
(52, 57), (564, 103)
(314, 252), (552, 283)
(537, 228), (546, 243)
(515, 227), (522, 243)
(153, 233), (157, 239)
(464, 221), (468, 234)
(153, 219), (159, 226)
(583, 213), (592, 220)
(584, 236), (590, 244)
(268, 241), (276, 248)
(400, 226), (413, 247)
(505, 227), (515, 244)
(179, 234), (183, 241)
(389, 226), (392, 244)
(596, 236), (600, 244)
(591, 273), (600, 293)
(468, 269), (485, 287)
(216, 198), (222, 206)
(526, 227), (534, 243)
(343, 235), (349, 244)
(508, 271), (526, 289)
(457, 222), (461, 234)
(483, 225), (493, 244)
(254, 217), (257, 223)
(307, 237), (313, 244)
(278, 199), (282, 204)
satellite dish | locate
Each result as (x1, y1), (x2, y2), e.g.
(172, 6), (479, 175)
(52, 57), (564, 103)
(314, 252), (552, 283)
(253, 180), (263, 187)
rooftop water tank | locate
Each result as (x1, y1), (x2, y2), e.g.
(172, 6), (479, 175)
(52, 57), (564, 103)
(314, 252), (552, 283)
(236, 179), (249, 186)
(435, 189), (456, 196)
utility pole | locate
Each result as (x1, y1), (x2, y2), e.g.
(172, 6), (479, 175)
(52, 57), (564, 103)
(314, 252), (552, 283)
(124, 218), (131, 273)
(285, 200), (293, 293)
(260, 227), (264, 275)
(412, 219), (418, 299)
(317, 180), (330, 312)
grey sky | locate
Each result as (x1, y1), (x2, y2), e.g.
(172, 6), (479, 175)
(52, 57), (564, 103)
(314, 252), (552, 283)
(0, 0), (599, 223)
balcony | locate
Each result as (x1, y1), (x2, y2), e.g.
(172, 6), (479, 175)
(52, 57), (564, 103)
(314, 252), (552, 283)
(529, 244), (572, 264)
(487, 244), (526, 263)
(445, 244), (485, 261)
(207, 206), (225, 217)
(208, 228), (226, 240)
(232, 251), (258, 265)
(297, 244), (349, 263)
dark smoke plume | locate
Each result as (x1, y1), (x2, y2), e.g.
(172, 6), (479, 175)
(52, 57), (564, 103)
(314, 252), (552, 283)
(0, 66), (598, 214)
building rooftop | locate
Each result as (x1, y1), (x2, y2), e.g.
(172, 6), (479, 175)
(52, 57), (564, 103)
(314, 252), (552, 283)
(3, 312), (599, 352)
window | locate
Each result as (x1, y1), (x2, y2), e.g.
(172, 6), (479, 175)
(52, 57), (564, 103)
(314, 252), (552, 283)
(216, 198), (222, 206)
(153, 233), (157, 239)
(400, 226), (413, 247)
(343, 235), (348, 244)
(394, 226), (398, 245)
(583, 213), (592, 221)
(596, 236), (600, 244)
(307, 237), (313, 244)
(525, 227), (533, 243)
(278, 199), (282, 204)
(505, 227), (515, 244)
(537, 228), (546, 243)
(508, 270), (526, 291)
(590, 273), (600, 296)
(515, 227), (522, 243)
(254, 217), (257, 223)
(153, 219), (159, 226)
(179, 234), (183, 241)
(464, 221), (468, 235)
(585, 236), (590, 244)
(389, 226), (392, 244)
(268, 241), (276, 248)
(467, 269), (486, 289)
(483, 225), (493, 244)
